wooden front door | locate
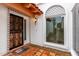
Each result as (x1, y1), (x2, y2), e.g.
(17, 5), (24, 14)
(9, 14), (24, 50)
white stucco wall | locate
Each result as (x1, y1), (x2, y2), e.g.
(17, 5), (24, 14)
(0, 5), (8, 55)
(30, 3), (75, 51)
(30, 15), (44, 46)
(0, 6), (30, 55)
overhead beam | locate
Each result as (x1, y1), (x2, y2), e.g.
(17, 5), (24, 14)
(1, 3), (43, 18)
(2, 3), (34, 17)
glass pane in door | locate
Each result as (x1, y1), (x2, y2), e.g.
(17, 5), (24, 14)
(46, 16), (64, 44)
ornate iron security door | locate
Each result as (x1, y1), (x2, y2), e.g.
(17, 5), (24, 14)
(9, 14), (24, 50)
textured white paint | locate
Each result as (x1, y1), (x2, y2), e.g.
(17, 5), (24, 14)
(30, 15), (44, 46)
(0, 5), (8, 55)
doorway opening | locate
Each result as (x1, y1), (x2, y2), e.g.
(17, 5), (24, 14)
(9, 14), (26, 50)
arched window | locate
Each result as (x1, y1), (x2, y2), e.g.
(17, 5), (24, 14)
(46, 5), (65, 45)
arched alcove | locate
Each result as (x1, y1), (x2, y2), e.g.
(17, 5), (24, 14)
(45, 5), (65, 45)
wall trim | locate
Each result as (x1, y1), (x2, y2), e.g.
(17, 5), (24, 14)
(70, 49), (78, 56)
